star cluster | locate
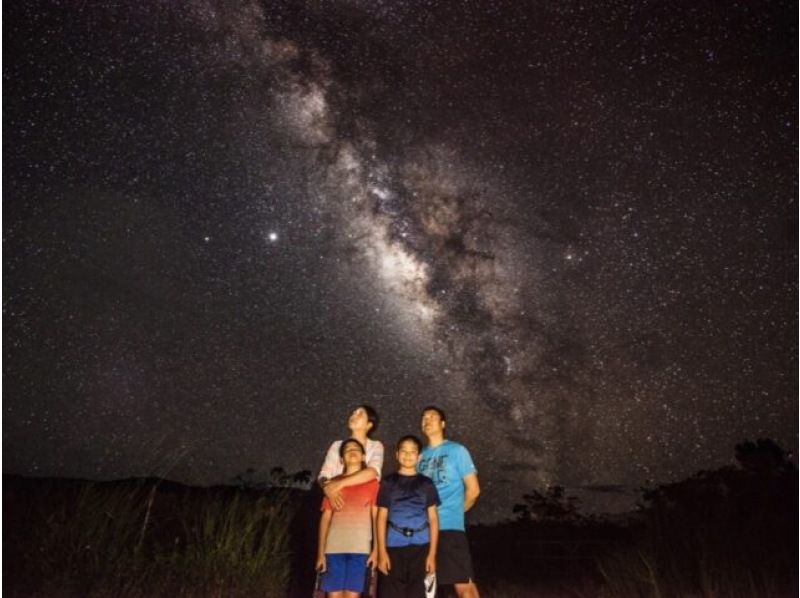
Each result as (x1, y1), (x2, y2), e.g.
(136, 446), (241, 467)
(4, 0), (796, 519)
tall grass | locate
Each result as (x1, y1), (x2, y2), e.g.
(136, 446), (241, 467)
(596, 464), (797, 598)
(5, 478), (295, 597)
(158, 493), (292, 597)
(21, 482), (153, 596)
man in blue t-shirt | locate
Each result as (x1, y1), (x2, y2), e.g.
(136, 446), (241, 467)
(377, 435), (440, 598)
(418, 406), (481, 598)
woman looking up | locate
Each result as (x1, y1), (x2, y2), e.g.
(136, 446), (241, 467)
(317, 405), (383, 510)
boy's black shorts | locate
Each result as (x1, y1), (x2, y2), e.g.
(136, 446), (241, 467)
(380, 543), (428, 598)
(437, 530), (475, 586)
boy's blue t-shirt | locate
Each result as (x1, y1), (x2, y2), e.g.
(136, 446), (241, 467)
(377, 473), (440, 547)
(417, 440), (477, 531)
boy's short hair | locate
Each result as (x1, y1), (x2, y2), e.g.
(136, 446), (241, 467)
(421, 405), (446, 423)
(395, 434), (423, 453)
(339, 438), (366, 458)
(357, 404), (380, 438)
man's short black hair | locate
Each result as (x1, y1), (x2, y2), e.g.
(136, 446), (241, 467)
(395, 434), (423, 453)
(339, 438), (366, 458)
(421, 405), (446, 423)
(358, 404), (379, 438)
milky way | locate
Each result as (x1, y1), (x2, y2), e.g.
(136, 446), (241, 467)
(4, 0), (796, 519)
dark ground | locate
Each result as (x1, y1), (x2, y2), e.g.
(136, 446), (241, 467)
(4, 457), (798, 597)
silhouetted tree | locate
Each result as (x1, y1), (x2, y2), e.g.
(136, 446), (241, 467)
(232, 467), (262, 490)
(735, 438), (794, 475)
(513, 485), (581, 521)
(232, 467), (313, 490)
(291, 469), (312, 487)
(622, 438), (799, 596)
(270, 466), (288, 486)
(270, 467), (313, 489)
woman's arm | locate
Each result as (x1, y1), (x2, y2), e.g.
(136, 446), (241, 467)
(365, 440), (384, 479)
(327, 466), (377, 490)
(322, 440), (383, 509)
(323, 467), (377, 511)
(317, 442), (341, 485)
(324, 439), (384, 502)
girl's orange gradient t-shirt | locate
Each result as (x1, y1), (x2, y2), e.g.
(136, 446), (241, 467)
(322, 479), (379, 554)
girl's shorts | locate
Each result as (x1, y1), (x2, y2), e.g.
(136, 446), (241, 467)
(321, 553), (368, 593)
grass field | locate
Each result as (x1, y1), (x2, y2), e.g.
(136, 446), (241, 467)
(4, 476), (294, 597)
(4, 456), (797, 598)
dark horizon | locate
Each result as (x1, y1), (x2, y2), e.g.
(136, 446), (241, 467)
(4, 432), (792, 520)
(3, 0), (797, 522)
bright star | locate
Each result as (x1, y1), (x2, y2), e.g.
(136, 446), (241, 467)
(268, 232), (278, 242)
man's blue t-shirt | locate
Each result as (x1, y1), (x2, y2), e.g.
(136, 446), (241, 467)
(377, 473), (440, 547)
(417, 440), (477, 531)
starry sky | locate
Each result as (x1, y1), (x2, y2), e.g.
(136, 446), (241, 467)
(4, 0), (797, 520)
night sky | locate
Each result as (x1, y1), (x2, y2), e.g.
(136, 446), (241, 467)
(4, 0), (797, 520)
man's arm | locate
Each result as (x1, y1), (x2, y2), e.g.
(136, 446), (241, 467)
(463, 473), (480, 512)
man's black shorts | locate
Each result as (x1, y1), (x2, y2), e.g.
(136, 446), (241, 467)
(437, 530), (475, 586)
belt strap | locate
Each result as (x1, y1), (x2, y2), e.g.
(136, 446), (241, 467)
(388, 520), (429, 537)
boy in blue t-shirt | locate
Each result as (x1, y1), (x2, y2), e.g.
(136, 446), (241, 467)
(377, 435), (440, 598)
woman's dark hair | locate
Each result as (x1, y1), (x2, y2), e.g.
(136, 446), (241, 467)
(395, 434), (423, 453)
(357, 404), (379, 438)
(339, 438), (366, 458)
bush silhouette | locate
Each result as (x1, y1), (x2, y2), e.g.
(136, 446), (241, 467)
(512, 485), (582, 522)
(598, 438), (798, 597)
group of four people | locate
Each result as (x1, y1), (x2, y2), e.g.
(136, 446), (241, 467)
(315, 405), (481, 598)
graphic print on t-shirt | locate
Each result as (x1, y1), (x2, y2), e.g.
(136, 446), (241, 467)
(418, 441), (477, 531)
(419, 454), (449, 485)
